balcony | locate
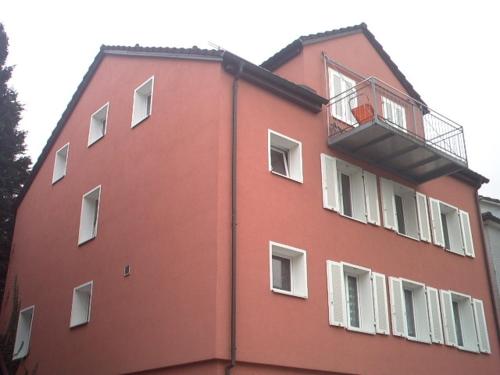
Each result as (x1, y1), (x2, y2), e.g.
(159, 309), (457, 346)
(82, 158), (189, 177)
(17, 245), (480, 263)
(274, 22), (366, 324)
(327, 77), (467, 183)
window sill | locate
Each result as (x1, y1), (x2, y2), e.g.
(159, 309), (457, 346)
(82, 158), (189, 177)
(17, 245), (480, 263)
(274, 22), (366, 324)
(87, 135), (105, 148)
(339, 212), (367, 225)
(270, 170), (303, 184)
(457, 345), (480, 354)
(345, 325), (376, 336)
(444, 247), (466, 257)
(70, 321), (89, 329)
(271, 288), (307, 299)
(52, 175), (66, 185)
(396, 231), (420, 242)
(131, 114), (151, 129)
(406, 335), (431, 345)
(78, 236), (96, 247)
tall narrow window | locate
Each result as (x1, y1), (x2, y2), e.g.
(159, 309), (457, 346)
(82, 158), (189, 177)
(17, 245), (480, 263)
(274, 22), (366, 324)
(346, 275), (360, 328)
(78, 186), (101, 245)
(131, 76), (154, 127)
(452, 301), (464, 347)
(272, 255), (291, 292)
(52, 143), (69, 184)
(404, 289), (416, 338)
(70, 282), (93, 327)
(340, 173), (352, 217)
(13, 306), (34, 360)
(441, 213), (451, 250)
(395, 194), (406, 235)
(88, 103), (109, 146)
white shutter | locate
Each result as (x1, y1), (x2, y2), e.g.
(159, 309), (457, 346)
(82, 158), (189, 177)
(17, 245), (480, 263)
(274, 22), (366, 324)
(350, 169), (367, 223)
(363, 171), (380, 225)
(472, 299), (490, 353)
(414, 287), (431, 343)
(440, 290), (457, 346)
(320, 154), (339, 212)
(429, 198), (444, 247)
(389, 277), (405, 336)
(459, 210), (475, 257)
(416, 192), (431, 242)
(372, 272), (390, 334)
(381, 178), (396, 230)
(326, 261), (345, 327)
(426, 287), (444, 344)
(359, 271), (375, 334)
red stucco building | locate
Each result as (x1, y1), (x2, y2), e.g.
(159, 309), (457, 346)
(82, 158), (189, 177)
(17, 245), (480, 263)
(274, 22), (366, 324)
(1, 23), (499, 374)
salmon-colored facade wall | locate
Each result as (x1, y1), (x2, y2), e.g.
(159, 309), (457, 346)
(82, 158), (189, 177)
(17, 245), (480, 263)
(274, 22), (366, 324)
(1, 30), (498, 375)
(0, 55), (233, 374)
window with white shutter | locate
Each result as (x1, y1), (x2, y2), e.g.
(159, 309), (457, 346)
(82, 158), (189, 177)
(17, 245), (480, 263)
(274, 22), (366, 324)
(381, 178), (397, 231)
(426, 287), (444, 344)
(472, 299), (491, 353)
(328, 68), (357, 125)
(390, 277), (431, 343)
(441, 290), (480, 353)
(459, 210), (475, 257)
(430, 198), (444, 247)
(382, 96), (407, 130)
(416, 192), (431, 242)
(13, 306), (34, 360)
(326, 261), (382, 335)
(320, 155), (380, 226)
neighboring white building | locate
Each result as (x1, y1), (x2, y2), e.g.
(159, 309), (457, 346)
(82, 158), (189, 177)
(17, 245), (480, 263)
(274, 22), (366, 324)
(479, 195), (500, 331)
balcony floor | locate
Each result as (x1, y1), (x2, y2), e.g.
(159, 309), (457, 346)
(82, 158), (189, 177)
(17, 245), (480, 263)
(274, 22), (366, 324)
(328, 118), (467, 183)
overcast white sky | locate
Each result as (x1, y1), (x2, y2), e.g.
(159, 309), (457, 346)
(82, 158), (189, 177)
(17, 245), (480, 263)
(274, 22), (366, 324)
(2, 0), (499, 196)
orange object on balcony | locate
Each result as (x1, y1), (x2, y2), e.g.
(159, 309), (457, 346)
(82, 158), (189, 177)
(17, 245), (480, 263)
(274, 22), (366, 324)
(351, 104), (374, 125)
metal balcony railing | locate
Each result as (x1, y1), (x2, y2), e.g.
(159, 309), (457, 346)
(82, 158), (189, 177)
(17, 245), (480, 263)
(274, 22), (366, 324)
(327, 77), (467, 165)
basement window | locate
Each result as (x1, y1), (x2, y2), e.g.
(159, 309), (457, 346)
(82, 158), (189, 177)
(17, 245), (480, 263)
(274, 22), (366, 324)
(269, 241), (307, 298)
(13, 306), (34, 360)
(268, 130), (303, 183)
(78, 186), (101, 245)
(88, 103), (109, 146)
(131, 76), (154, 127)
(52, 143), (69, 184)
(70, 282), (93, 328)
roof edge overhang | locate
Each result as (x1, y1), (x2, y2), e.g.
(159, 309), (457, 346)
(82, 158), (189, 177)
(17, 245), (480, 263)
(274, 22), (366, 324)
(482, 211), (500, 226)
(451, 168), (489, 189)
(261, 23), (425, 105)
(222, 51), (328, 113)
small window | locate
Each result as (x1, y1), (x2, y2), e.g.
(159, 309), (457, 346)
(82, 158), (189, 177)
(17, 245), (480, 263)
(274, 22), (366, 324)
(13, 306), (34, 360)
(131, 76), (154, 127)
(52, 143), (69, 184)
(78, 186), (101, 245)
(268, 130), (303, 183)
(88, 103), (109, 146)
(70, 282), (93, 327)
(321, 154), (381, 225)
(327, 261), (388, 335)
(382, 96), (407, 130)
(269, 241), (307, 298)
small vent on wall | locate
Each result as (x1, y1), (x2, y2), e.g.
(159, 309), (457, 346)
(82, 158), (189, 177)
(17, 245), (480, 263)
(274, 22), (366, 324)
(124, 265), (131, 277)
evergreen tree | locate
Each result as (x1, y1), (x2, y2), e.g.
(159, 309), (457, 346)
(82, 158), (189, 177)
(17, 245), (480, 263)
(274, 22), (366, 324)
(0, 23), (31, 303)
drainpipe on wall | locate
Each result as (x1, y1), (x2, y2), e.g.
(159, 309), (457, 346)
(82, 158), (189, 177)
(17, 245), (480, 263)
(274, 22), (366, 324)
(226, 61), (244, 375)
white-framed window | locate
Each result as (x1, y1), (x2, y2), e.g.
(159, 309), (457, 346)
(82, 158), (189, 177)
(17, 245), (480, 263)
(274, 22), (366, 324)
(328, 68), (357, 125)
(268, 130), (303, 183)
(382, 96), (407, 130)
(321, 154), (380, 225)
(269, 241), (307, 298)
(52, 143), (69, 184)
(380, 178), (431, 242)
(326, 261), (389, 335)
(389, 277), (433, 343)
(78, 185), (101, 245)
(88, 102), (109, 146)
(131, 76), (154, 127)
(70, 281), (93, 327)
(440, 290), (490, 353)
(429, 198), (475, 257)
(13, 306), (34, 360)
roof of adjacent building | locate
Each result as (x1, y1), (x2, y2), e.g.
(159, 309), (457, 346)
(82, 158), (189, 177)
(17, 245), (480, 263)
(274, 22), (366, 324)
(479, 195), (500, 205)
(482, 211), (500, 225)
(260, 23), (425, 105)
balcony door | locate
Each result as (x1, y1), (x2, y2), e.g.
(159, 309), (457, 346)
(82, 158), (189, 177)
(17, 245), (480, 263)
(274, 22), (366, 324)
(328, 68), (357, 125)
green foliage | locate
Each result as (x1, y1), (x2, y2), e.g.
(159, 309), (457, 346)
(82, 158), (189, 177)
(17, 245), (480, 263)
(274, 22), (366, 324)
(0, 22), (31, 302)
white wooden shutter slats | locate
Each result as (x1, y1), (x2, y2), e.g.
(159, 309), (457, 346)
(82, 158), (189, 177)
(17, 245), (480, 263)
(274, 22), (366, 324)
(326, 261), (345, 327)
(389, 277), (405, 336)
(459, 210), (475, 257)
(416, 192), (431, 242)
(426, 287), (444, 344)
(363, 171), (381, 225)
(372, 272), (390, 334)
(473, 299), (491, 353)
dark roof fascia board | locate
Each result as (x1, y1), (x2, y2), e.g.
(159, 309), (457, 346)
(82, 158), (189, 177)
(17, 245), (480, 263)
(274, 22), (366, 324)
(104, 49), (223, 62)
(451, 168), (489, 188)
(482, 211), (500, 225)
(223, 51), (328, 113)
(261, 23), (425, 104)
(479, 195), (500, 205)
